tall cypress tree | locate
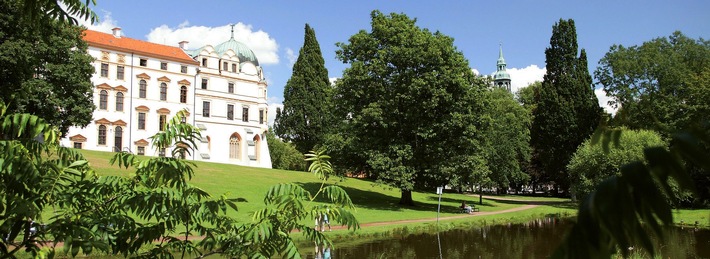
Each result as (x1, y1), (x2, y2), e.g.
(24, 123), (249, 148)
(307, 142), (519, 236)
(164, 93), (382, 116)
(275, 24), (333, 153)
(530, 19), (602, 195)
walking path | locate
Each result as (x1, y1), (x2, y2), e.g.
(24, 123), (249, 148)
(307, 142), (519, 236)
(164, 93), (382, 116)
(326, 204), (540, 230)
(324, 195), (568, 231)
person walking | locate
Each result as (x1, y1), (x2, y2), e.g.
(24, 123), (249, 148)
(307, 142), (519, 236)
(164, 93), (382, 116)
(315, 214), (323, 231)
(322, 211), (331, 231)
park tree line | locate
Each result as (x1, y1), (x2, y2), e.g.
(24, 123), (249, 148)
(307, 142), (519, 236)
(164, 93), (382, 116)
(274, 12), (710, 207)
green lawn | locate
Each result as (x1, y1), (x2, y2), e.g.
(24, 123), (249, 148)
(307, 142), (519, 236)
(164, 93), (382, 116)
(71, 149), (709, 230)
(75, 150), (559, 225)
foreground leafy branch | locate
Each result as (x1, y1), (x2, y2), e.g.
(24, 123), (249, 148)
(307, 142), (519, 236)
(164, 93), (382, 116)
(0, 105), (358, 259)
(552, 125), (708, 258)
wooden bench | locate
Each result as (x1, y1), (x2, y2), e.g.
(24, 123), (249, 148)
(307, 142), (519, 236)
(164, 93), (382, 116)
(471, 204), (480, 212)
(461, 203), (480, 213)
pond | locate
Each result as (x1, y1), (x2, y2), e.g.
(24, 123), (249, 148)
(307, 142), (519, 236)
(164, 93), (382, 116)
(304, 218), (710, 258)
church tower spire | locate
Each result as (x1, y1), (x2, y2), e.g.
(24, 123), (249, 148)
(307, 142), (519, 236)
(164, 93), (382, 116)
(493, 43), (512, 92)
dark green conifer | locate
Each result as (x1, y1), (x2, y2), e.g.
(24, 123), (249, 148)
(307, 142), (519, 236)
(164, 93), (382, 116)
(275, 24), (334, 153)
(530, 19), (602, 195)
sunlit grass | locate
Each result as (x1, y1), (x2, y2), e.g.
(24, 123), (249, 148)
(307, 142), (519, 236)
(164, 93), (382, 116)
(78, 149), (550, 225)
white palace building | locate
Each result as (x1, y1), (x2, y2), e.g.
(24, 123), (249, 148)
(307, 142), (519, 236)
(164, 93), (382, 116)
(60, 27), (272, 168)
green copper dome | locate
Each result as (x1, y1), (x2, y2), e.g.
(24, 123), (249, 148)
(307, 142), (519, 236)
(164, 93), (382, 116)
(214, 38), (259, 66)
(493, 70), (510, 80)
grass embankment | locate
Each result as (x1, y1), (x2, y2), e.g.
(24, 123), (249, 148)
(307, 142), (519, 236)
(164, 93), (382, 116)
(77, 150), (567, 224)
(74, 149), (709, 230)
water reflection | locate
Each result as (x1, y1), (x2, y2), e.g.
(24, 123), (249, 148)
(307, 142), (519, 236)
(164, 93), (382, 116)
(304, 218), (710, 258)
(313, 242), (332, 259)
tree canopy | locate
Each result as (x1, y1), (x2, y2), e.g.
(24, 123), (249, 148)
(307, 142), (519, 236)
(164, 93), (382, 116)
(266, 129), (306, 171)
(530, 19), (602, 195)
(595, 31), (710, 205)
(516, 81), (541, 111)
(333, 10), (487, 205)
(0, 0), (95, 136)
(275, 24), (334, 154)
(568, 129), (667, 201)
(595, 31), (710, 134)
(481, 87), (531, 192)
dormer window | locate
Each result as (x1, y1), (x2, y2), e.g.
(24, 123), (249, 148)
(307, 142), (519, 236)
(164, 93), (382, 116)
(223, 62), (228, 70)
(201, 58), (207, 67)
(232, 64), (237, 72)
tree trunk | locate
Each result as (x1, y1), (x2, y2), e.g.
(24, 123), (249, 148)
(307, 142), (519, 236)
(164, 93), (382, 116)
(399, 190), (414, 206)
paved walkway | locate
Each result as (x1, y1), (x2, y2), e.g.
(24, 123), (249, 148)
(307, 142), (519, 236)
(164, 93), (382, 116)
(325, 195), (569, 230)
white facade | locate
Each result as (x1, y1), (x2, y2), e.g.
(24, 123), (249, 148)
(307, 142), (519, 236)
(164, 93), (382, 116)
(189, 40), (271, 168)
(61, 29), (272, 168)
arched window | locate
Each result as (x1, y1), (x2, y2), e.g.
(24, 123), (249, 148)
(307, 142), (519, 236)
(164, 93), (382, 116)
(180, 86), (187, 103)
(160, 83), (167, 101)
(116, 92), (124, 111)
(139, 80), (147, 98)
(99, 90), (108, 110)
(114, 126), (123, 151)
(98, 125), (106, 145)
(253, 134), (260, 162)
(229, 133), (241, 160)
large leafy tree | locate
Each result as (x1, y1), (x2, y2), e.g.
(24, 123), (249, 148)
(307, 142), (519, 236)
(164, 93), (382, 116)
(334, 10), (486, 205)
(482, 88), (531, 192)
(530, 19), (602, 195)
(0, 0), (95, 136)
(275, 24), (334, 153)
(595, 31), (710, 135)
(595, 31), (710, 205)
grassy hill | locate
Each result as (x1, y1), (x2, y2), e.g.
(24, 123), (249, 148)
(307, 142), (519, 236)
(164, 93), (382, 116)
(78, 149), (541, 225)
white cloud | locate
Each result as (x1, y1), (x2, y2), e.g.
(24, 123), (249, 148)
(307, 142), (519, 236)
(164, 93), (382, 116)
(286, 48), (297, 67)
(506, 65), (546, 94)
(77, 10), (118, 33)
(146, 22), (279, 65)
(595, 87), (618, 115)
(177, 20), (190, 28)
(329, 77), (339, 86)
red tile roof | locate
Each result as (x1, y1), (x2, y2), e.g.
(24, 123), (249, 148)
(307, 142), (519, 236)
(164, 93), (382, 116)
(83, 30), (198, 65)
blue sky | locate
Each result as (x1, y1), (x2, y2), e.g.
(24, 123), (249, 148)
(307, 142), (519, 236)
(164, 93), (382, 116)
(83, 1), (709, 117)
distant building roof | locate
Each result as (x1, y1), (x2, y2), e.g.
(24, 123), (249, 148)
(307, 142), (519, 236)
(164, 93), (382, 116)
(187, 24), (260, 66)
(82, 30), (198, 65)
(214, 37), (259, 66)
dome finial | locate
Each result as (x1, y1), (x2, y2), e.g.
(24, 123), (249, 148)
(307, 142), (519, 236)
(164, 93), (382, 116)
(230, 23), (235, 39)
